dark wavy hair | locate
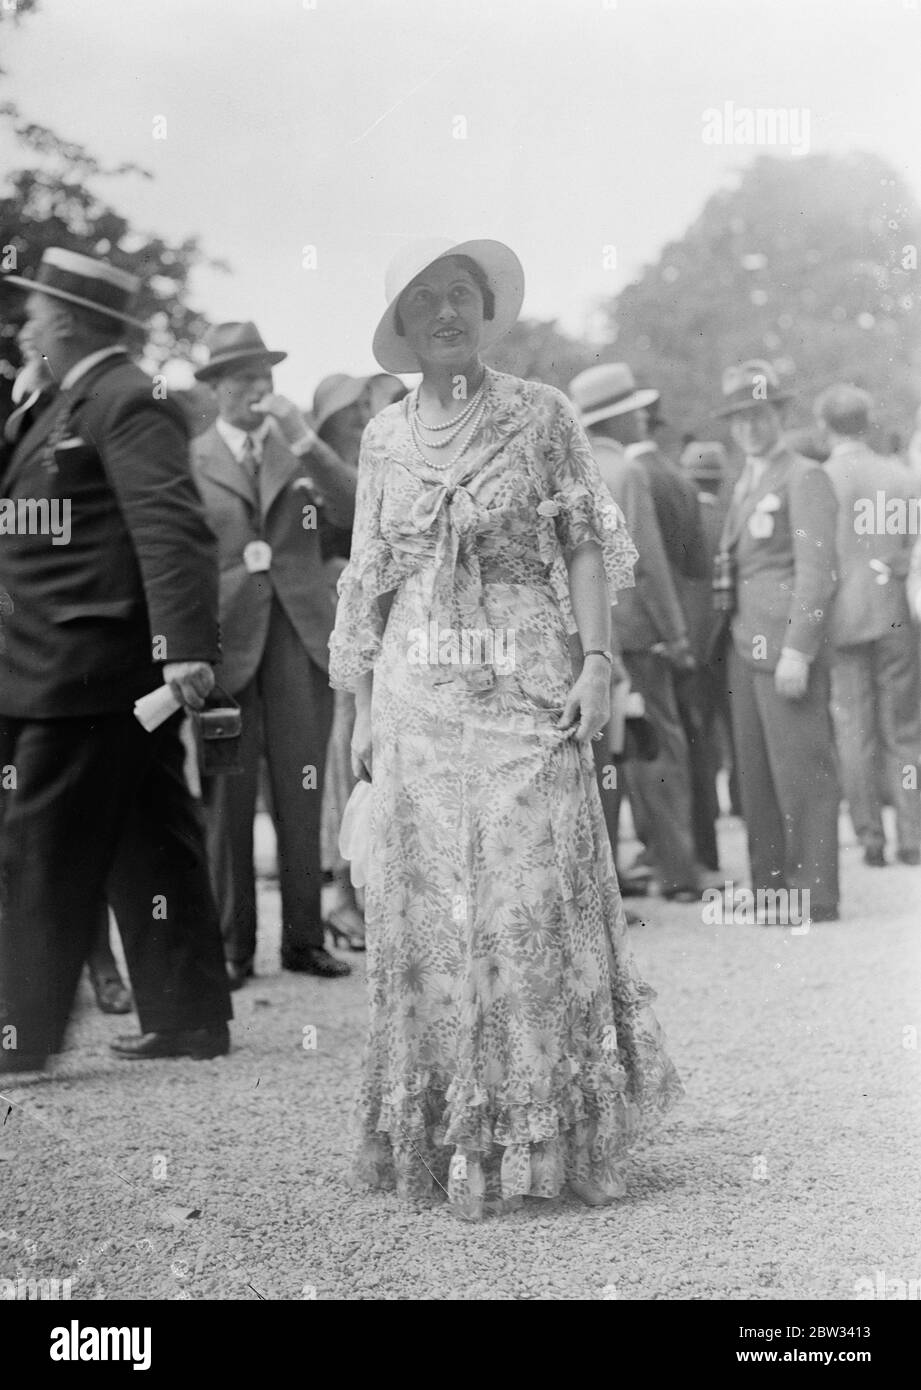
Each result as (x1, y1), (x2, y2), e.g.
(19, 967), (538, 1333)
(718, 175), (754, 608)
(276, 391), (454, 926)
(394, 255), (495, 337)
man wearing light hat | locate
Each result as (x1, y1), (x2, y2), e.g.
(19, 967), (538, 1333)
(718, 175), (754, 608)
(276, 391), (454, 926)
(715, 359), (839, 921)
(192, 322), (359, 983)
(569, 362), (702, 902)
(0, 247), (232, 1067)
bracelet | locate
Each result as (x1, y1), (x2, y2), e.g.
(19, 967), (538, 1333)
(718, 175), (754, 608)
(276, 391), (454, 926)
(583, 649), (614, 666)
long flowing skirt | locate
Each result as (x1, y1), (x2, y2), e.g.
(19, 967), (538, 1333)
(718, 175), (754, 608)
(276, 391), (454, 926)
(354, 580), (683, 1209)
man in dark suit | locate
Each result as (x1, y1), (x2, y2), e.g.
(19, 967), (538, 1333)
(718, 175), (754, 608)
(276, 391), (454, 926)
(192, 323), (358, 985)
(716, 360), (840, 922)
(0, 248), (232, 1071)
(816, 384), (921, 867)
(569, 364), (701, 901)
(678, 441), (732, 870)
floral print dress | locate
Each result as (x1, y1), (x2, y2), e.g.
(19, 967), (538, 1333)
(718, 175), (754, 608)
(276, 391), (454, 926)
(328, 368), (683, 1211)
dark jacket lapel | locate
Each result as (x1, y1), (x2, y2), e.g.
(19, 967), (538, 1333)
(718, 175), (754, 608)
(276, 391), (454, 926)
(5, 351), (131, 493)
(195, 425), (259, 507)
(259, 428), (304, 519)
(721, 448), (793, 552)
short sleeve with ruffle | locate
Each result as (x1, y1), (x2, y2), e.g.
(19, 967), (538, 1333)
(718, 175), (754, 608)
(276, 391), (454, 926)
(535, 389), (638, 633)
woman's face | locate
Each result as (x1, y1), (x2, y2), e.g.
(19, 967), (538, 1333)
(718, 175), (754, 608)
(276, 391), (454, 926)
(397, 258), (486, 369)
(323, 395), (369, 465)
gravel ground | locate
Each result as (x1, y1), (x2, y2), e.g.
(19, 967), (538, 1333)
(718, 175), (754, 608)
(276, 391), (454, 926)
(2, 810), (919, 1302)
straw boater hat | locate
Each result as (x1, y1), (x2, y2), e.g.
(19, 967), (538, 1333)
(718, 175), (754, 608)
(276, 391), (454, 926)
(715, 359), (794, 417)
(568, 363), (659, 428)
(372, 236), (525, 373)
(1, 247), (148, 330)
(193, 321), (287, 382)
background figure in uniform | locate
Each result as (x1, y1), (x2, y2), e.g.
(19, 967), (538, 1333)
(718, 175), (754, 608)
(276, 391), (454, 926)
(192, 322), (358, 986)
(715, 360), (840, 922)
(677, 441), (731, 871)
(0, 248), (232, 1069)
(816, 384), (921, 867)
(569, 364), (701, 901)
(314, 371), (407, 951)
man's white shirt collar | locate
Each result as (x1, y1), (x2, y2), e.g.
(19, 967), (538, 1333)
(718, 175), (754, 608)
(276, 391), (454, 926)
(216, 415), (271, 463)
(60, 345), (127, 391)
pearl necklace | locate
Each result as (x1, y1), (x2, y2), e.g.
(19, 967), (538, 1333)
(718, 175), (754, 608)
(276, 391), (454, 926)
(409, 381), (490, 472)
(412, 373), (487, 447)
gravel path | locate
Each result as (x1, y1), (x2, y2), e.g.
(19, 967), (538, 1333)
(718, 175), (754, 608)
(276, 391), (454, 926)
(2, 812), (919, 1302)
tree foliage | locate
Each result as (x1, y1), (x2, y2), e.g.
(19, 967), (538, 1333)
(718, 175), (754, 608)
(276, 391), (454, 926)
(603, 152), (921, 449)
(0, 3), (224, 390)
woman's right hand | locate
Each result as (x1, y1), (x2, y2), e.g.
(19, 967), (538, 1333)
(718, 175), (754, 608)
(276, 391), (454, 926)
(350, 707), (373, 782)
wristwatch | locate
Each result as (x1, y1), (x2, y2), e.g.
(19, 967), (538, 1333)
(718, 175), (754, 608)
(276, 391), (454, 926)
(583, 649), (614, 666)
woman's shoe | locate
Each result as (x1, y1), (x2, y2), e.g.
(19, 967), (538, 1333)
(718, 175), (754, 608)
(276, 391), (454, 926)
(325, 904), (366, 952)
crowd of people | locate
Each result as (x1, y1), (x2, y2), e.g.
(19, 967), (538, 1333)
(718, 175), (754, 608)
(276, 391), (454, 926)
(1, 237), (919, 1220)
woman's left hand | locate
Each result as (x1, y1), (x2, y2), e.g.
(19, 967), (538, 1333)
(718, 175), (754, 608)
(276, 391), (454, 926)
(557, 661), (612, 743)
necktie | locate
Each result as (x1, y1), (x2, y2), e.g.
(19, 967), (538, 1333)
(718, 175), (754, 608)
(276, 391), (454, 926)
(240, 432), (260, 507)
(738, 455), (766, 502)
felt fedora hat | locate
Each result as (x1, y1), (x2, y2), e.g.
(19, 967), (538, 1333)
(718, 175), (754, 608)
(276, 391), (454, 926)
(372, 236), (525, 373)
(194, 321), (287, 381)
(1, 247), (147, 330)
(715, 358), (794, 417)
(568, 362), (659, 428)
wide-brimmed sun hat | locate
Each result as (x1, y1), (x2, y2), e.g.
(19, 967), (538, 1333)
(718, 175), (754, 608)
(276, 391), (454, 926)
(1, 247), (148, 330)
(194, 321), (287, 382)
(568, 363), (660, 428)
(715, 358), (794, 417)
(372, 236), (525, 373)
(313, 372), (407, 432)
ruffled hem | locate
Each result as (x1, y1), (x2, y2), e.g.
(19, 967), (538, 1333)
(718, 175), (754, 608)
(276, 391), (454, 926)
(352, 1030), (682, 1206)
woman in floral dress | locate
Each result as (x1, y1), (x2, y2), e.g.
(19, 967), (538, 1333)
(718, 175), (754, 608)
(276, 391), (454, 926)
(328, 237), (682, 1220)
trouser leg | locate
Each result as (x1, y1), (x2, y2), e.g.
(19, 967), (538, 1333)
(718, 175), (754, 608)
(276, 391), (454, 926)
(260, 603), (334, 956)
(728, 648), (787, 892)
(830, 645), (883, 851)
(621, 651), (698, 893)
(874, 631), (921, 855)
(752, 659), (840, 913)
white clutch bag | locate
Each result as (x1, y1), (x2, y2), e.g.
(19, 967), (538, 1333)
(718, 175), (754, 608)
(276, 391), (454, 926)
(338, 780), (374, 888)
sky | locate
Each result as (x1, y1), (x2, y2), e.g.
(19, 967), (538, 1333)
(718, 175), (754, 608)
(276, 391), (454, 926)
(1, 0), (919, 401)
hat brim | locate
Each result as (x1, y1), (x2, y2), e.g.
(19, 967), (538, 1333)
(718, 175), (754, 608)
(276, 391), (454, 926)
(314, 376), (371, 432)
(0, 275), (148, 331)
(372, 239), (525, 373)
(714, 390), (794, 418)
(580, 388), (660, 428)
(194, 349), (287, 382)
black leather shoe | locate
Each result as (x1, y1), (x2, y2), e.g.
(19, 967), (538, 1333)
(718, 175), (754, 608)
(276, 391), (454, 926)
(863, 847), (887, 867)
(88, 968), (133, 1015)
(226, 961), (254, 991)
(896, 849), (920, 866)
(809, 905), (839, 923)
(110, 1024), (230, 1060)
(281, 946), (351, 978)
